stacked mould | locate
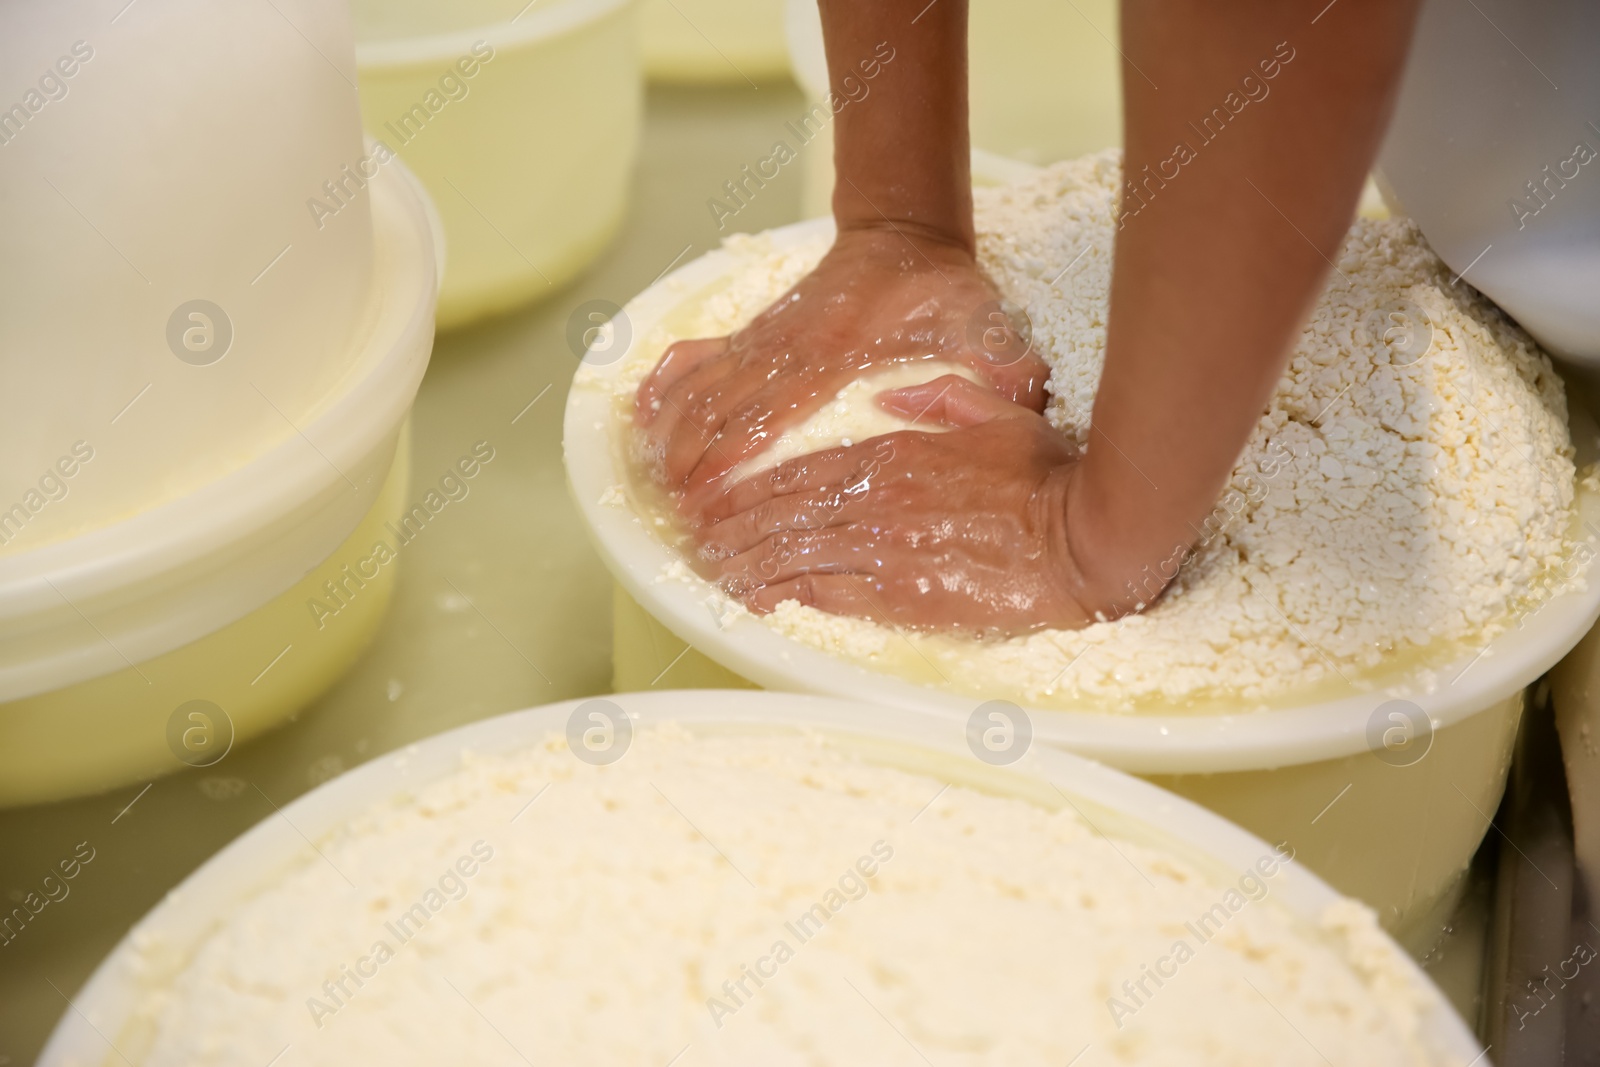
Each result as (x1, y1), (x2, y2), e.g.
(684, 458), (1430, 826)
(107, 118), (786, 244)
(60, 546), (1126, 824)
(0, 0), (440, 806)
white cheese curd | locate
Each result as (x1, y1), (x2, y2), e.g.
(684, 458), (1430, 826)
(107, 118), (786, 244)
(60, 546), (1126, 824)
(730, 361), (985, 479)
(130, 728), (1445, 1065)
(609, 150), (1582, 708)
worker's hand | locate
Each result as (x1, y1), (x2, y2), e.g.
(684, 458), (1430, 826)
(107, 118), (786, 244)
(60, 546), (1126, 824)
(693, 375), (1125, 635)
(634, 225), (1049, 502)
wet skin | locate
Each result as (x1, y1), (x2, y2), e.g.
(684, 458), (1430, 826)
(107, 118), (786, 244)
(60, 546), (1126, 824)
(637, 0), (1422, 635)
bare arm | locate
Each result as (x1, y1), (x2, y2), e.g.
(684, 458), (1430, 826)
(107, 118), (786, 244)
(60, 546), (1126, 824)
(698, 0), (1423, 632)
(636, 0), (1046, 503)
(1072, 0), (1421, 613)
(823, 0), (974, 252)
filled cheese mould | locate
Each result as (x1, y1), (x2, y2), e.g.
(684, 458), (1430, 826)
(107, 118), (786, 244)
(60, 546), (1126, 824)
(601, 150), (1588, 711)
(128, 725), (1450, 1066)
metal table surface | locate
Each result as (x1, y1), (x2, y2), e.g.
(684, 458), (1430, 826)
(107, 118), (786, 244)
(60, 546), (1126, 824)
(0, 79), (1500, 1063)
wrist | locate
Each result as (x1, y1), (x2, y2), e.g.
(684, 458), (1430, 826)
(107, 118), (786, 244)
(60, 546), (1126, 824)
(832, 179), (974, 257)
(830, 219), (977, 268)
(1058, 460), (1180, 620)
(1039, 464), (1131, 624)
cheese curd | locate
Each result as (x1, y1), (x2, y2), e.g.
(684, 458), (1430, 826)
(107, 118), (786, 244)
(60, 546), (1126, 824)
(612, 150), (1580, 708)
(131, 727), (1445, 1065)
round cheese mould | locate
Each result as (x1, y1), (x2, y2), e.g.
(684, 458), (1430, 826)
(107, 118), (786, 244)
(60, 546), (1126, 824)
(563, 217), (1600, 951)
(37, 690), (1484, 1066)
(0, 158), (440, 809)
(641, 0), (789, 83)
(352, 0), (643, 331)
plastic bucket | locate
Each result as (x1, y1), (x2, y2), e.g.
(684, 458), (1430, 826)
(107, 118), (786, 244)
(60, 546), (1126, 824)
(0, 0), (383, 549)
(0, 159), (439, 808)
(564, 218), (1600, 946)
(642, 0), (789, 84)
(38, 690), (1483, 1065)
(354, 0), (643, 330)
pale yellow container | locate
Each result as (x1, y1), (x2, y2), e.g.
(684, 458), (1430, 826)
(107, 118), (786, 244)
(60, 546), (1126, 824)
(569, 219), (1600, 950)
(39, 690), (1486, 1066)
(609, 591), (1522, 952)
(355, 0), (643, 331)
(641, 0), (789, 84)
(0, 440), (411, 808)
(0, 155), (440, 810)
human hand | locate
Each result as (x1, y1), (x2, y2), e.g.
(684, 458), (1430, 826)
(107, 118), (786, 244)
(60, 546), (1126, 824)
(693, 375), (1125, 636)
(634, 226), (1050, 505)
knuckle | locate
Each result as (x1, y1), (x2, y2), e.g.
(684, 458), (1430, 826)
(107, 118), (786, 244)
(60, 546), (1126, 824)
(698, 538), (733, 563)
(751, 499), (782, 533)
(771, 459), (804, 492)
(723, 573), (759, 600)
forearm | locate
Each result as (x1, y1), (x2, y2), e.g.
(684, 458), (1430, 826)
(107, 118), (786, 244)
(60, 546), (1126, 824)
(1071, 0), (1421, 613)
(819, 0), (973, 251)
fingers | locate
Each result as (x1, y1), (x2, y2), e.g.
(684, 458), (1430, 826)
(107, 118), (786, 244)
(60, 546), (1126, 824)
(660, 382), (756, 486)
(744, 573), (884, 621)
(698, 483), (866, 557)
(966, 343), (1050, 413)
(690, 441), (886, 523)
(877, 374), (1027, 429)
(635, 337), (729, 425)
(719, 525), (878, 589)
(956, 305), (1050, 413)
(682, 369), (844, 491)
(643, 359), (766, 486)
(973, 346), (1051, 413)
(644, 352), (740, 446)
(643, 354), (850, 490)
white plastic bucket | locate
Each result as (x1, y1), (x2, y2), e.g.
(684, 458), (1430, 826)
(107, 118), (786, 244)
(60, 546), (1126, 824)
(354, 0), (643, 330)
(0, 0), (382, 549)
(564, 218), (1600, 945)
(1376, 0), (1600, 363)
(0, 159), (440, 808)
(37, 690), (1484, 1066)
